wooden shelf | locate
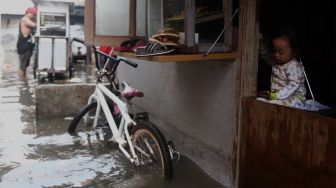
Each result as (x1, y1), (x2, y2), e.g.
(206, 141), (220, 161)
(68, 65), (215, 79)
(165, 12), (224, 24)
(196, 13), (224, 24)
(113, 51), (238, 63)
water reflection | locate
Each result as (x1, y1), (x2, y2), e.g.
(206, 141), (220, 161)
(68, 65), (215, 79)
(0, 61), (142, 187)
(19, 79), (36, 135)
(0, 51), (36, 186)
(0, 50), (224, 188)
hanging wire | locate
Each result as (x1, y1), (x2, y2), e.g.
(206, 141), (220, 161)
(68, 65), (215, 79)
(204, 8), (240, 56)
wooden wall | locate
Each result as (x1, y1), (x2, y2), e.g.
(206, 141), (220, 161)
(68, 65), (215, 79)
(240, 97), (336, 187)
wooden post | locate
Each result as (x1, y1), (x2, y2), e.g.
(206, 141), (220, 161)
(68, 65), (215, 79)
(232, 0), (259, 187)
(130, 0), (136, 37)
(84, 0), (95, 45)
(223, 0), (233, 50)
(185, 0), (195, 51)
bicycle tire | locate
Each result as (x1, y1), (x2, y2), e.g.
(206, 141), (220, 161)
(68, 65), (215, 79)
(68, 100), (120, 134)
(131, 122), (173, 179)
(68, 101), (98, 132)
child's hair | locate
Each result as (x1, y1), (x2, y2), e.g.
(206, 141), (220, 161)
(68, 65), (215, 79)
(272, 28), (299, 57)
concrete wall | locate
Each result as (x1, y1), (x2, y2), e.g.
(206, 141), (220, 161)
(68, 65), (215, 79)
(35, 84), (95, 118)
(34, 58), (237, 186)
(116, 59), (236, 186)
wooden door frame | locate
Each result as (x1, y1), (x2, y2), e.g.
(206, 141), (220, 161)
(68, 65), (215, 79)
(232, 0), (259, 187)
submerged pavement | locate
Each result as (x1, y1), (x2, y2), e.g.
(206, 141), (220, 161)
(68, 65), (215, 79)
(0, 49), (224, 188)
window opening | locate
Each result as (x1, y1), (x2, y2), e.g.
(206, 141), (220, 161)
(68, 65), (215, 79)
(40, 12), (66, 36)
(95, 0), (130, 36)
(195, 0), (224, 44)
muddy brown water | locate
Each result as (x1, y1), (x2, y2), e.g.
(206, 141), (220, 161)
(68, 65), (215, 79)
(0, 50), (224, 188)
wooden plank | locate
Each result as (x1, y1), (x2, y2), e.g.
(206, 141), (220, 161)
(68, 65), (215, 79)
(113, 51), (238, 62)
(195, 13), (224, 24)
(241, 97), (336, 187)
(129, 0), (136, 37)
(84, 0), (95, 45)
(185, 0), (195, 48)
(223, 0), (233, 49)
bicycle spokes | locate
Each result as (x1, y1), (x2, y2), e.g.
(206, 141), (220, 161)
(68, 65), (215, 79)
(133, 132), (162, 169)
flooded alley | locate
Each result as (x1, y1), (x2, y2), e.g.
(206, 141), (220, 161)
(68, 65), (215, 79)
(0, 48), (224, 188)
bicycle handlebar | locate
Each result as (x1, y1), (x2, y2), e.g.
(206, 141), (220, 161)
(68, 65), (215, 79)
(118, 57), (138, 68)
(69, 37), (138, 69)
(96, 50), (137, 68)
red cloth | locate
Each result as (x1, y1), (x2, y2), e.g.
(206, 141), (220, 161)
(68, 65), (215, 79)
(114, 39), (147, 52)
(114, 46), (132, 52)
(98, 46), (113, 55)
(25, 7), (37, 15)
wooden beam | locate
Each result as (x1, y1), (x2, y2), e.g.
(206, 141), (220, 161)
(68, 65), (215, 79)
(130, 0), (136, 37)
(113, 51), (238, 62)
(223, 0), (233, 49)
(185, 0), (195, 48)
(233, 0), (259, 187)
(84, 0), (95, 45)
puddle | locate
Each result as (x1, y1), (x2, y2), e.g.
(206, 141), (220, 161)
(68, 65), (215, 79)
(0, 49), (224, 188)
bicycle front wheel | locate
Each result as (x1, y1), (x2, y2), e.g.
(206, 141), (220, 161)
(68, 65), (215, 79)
(68, 101), (112, 138)
(131, 122), (173, 179)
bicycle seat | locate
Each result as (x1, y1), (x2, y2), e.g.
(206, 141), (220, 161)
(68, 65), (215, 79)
(122, 85), (144, 98)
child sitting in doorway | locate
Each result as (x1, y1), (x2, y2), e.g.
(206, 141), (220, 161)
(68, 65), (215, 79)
(258, 28), (307, 108)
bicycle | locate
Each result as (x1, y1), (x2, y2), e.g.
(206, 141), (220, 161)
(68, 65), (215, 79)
(67, 38), (173, 178)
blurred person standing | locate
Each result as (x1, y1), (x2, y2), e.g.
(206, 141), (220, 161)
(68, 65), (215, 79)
(16, 7), (37, 80)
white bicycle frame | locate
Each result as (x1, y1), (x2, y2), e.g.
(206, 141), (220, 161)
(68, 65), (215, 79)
(86, 82), (140, 165)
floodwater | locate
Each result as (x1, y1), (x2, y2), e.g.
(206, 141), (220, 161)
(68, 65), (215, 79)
(0, 49), (224, 188)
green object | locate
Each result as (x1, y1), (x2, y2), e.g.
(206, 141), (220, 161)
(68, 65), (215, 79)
(270, 92), (277, 100)
(40, 15), (45, 26)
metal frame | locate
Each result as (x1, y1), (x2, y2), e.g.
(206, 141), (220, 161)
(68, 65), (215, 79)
(86, 81), (140, 164)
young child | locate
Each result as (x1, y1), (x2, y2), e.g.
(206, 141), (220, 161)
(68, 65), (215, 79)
(259, 29), (307, 108)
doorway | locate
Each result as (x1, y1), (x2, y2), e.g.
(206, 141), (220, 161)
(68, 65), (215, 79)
(258, 0), (336, 108)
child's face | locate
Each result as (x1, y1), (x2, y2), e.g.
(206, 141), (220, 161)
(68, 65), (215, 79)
(272, 38), (293, 65)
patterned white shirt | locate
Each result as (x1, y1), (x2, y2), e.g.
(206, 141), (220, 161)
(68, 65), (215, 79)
(270, 59), (306, 106)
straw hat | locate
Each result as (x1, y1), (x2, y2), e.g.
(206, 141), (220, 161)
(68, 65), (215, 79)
(152, 28), (180, 40)
(149, 37), (180, 47)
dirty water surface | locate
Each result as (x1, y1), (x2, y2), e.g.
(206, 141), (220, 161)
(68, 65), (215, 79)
(0, 50), (224, 188)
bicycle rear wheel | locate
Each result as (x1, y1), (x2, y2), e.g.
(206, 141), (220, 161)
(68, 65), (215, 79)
(131, 122), (173, 179)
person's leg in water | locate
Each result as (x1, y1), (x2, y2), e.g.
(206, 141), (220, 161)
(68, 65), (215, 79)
(18, 50), (33, 80)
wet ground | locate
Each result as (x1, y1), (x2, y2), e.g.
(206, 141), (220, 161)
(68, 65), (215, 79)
(0, 49), (224, 188)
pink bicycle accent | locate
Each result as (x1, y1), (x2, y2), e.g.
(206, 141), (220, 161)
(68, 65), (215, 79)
(122, 86), (144, 98)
